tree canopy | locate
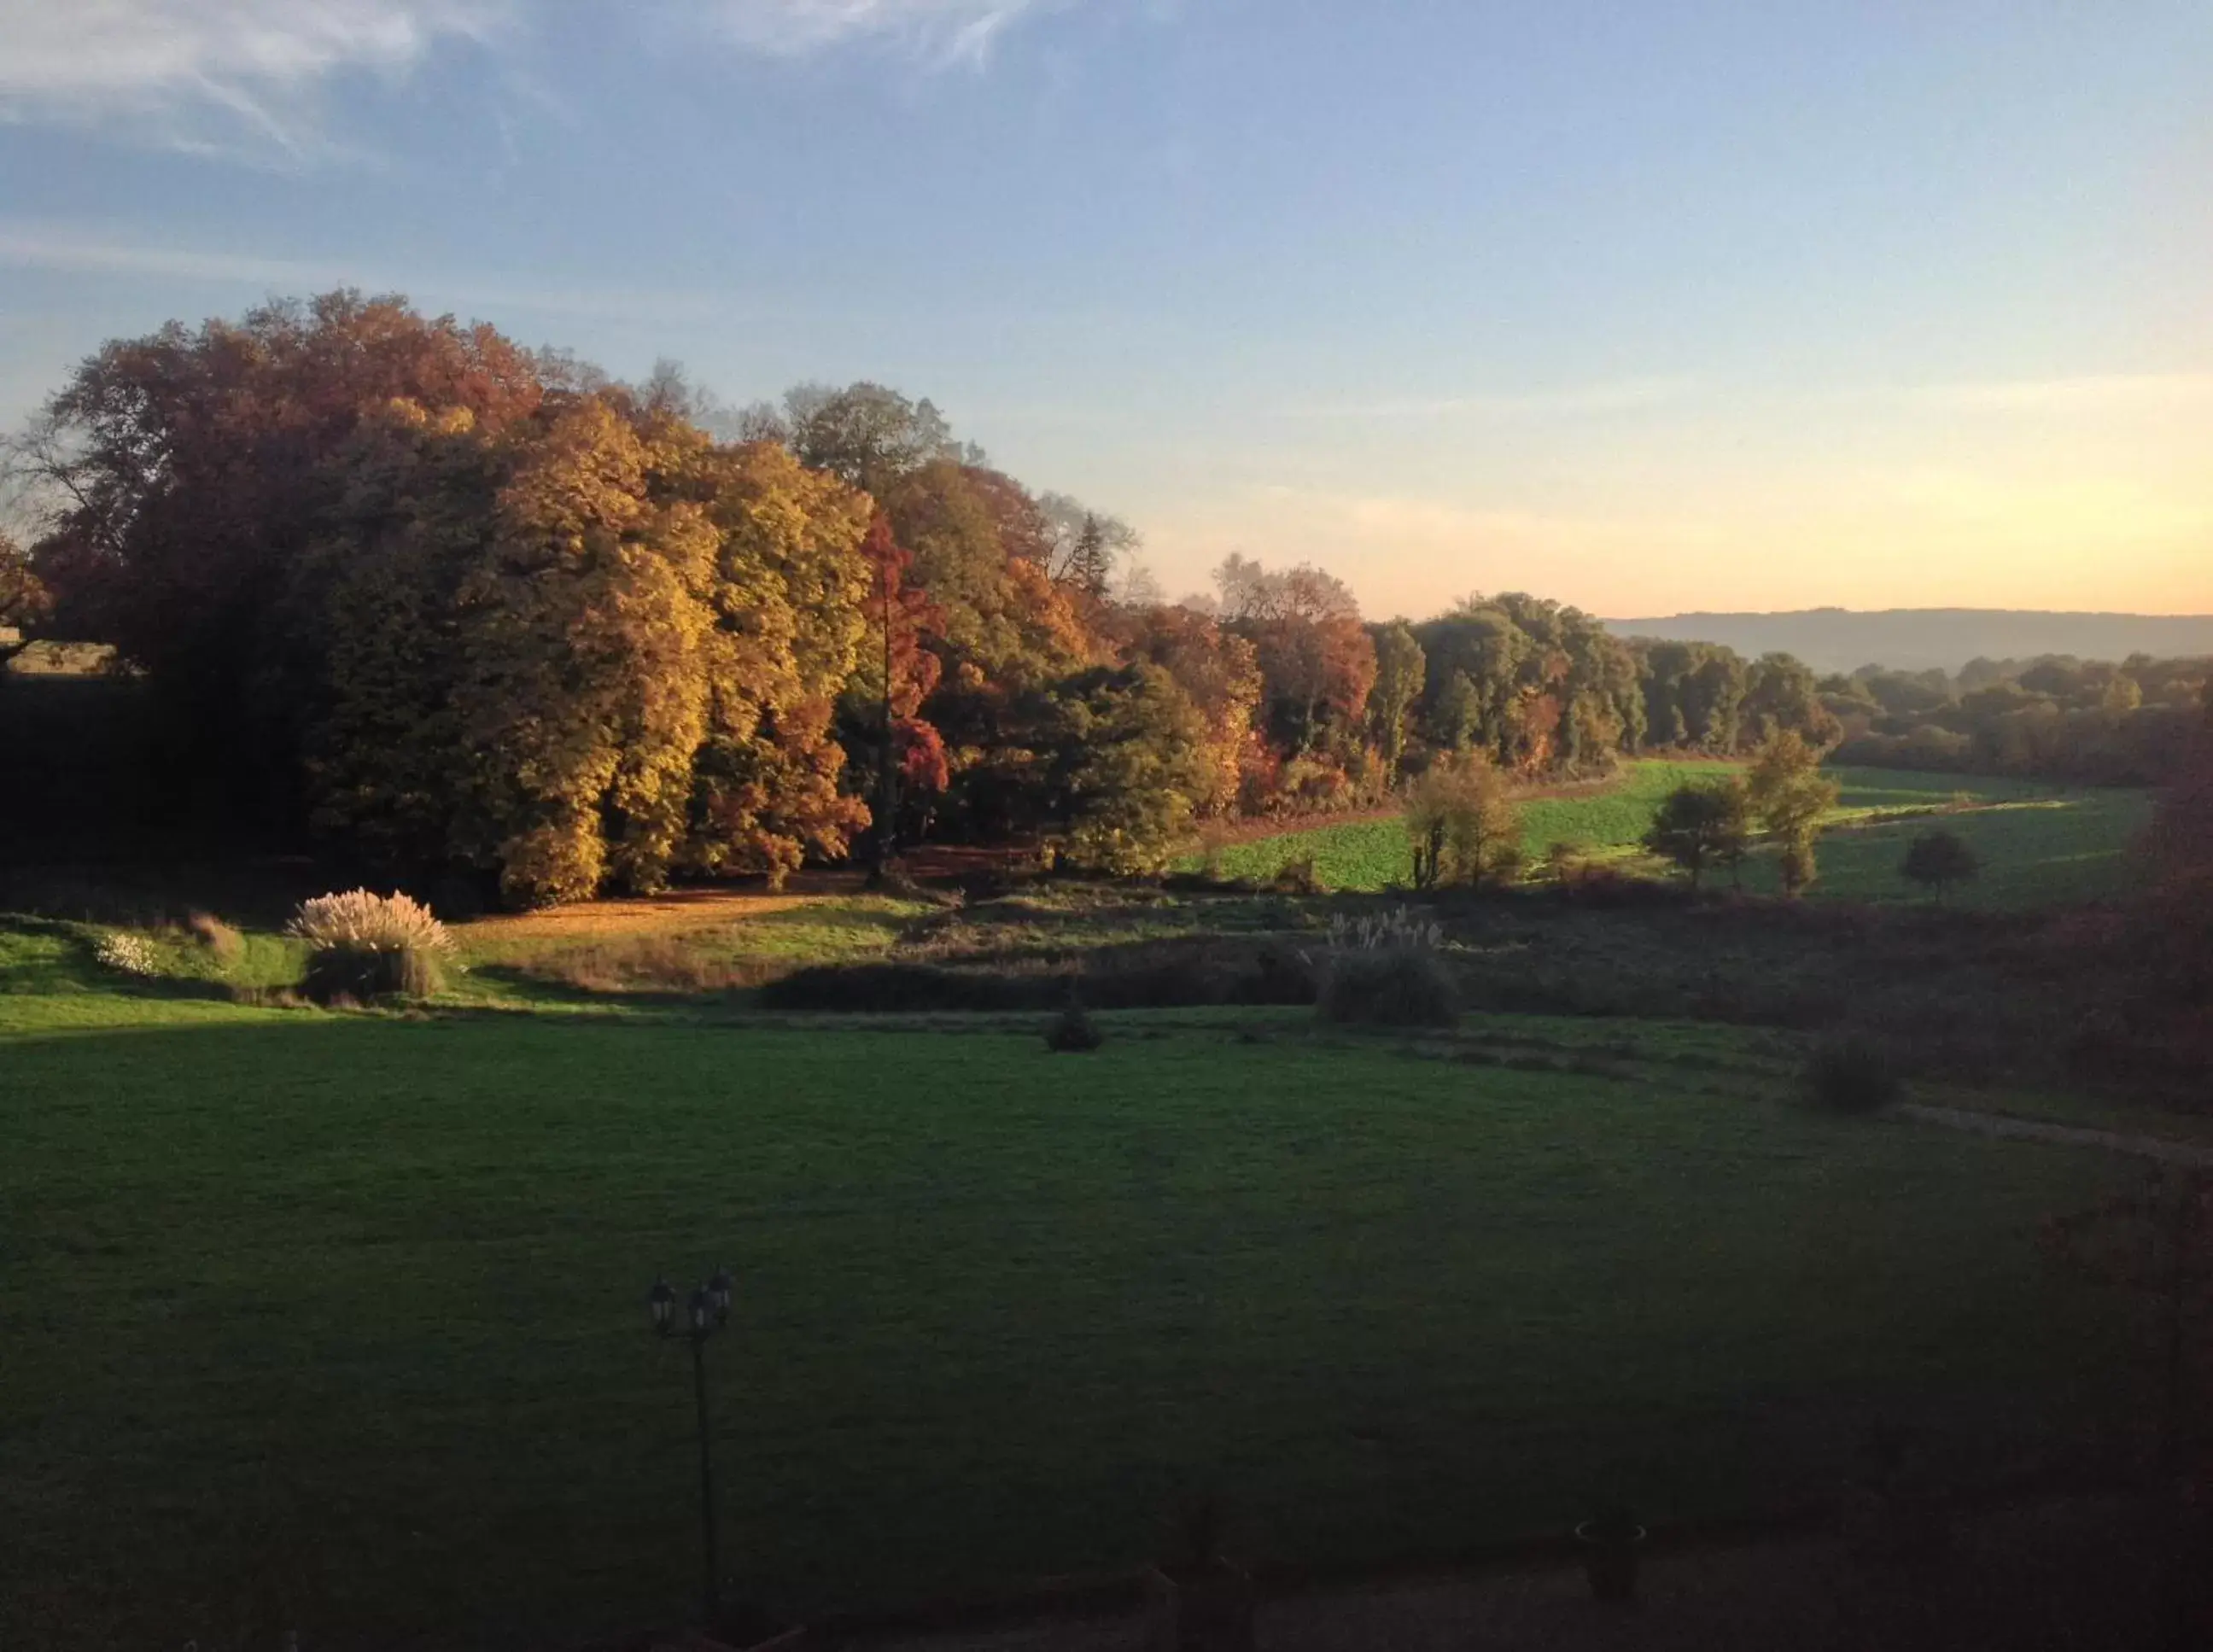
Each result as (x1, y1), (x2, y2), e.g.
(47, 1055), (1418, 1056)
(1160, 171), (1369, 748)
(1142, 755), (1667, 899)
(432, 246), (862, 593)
(1644, 779), (1754, 890)
(8, 290), (1860, 902)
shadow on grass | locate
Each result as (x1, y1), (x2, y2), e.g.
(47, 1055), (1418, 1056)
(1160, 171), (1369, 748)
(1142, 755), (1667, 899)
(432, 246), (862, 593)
(453, 961), (745, 1015)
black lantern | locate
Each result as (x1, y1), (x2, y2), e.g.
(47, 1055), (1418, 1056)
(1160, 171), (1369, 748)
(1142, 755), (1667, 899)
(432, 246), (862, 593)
(647, 1262), (734, 1627)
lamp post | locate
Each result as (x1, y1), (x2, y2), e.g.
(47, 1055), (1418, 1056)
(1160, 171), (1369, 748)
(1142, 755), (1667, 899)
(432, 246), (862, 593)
(650, 1265), (733, 1627)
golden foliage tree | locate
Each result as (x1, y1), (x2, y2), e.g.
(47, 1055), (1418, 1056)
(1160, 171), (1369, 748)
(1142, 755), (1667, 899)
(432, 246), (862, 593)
(1406, 751), (1521, 889)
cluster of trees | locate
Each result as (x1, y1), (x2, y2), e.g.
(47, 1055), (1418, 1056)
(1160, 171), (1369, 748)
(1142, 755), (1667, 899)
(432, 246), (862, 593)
(4, 293), (1842, 906)
(1638, 734), (1840, 894)
(2148, 702), (2213, 995)
(1825, 655), (2210, 785)
(3, 295), (1223, 902)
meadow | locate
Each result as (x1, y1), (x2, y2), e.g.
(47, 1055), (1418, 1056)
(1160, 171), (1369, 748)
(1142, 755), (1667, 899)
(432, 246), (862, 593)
(1194, 763), (2152, 909)
(0, 744), (2178, 1648)
(1, 911), (2142, 1649)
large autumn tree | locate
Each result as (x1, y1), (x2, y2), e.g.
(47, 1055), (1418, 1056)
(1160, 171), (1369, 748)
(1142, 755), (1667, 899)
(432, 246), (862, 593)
(1213, 555), (1377, 755)
(15, 291), (551, 823)
(1111, 601), (1264, 817)
(1410, 594), (1640, 772)
(20, 295), (885, 904)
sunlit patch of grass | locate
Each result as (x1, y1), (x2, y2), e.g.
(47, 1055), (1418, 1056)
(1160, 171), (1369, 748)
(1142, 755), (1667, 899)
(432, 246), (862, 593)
(1193, 762), (2150, 908)
(1186, 761), (1737, 890)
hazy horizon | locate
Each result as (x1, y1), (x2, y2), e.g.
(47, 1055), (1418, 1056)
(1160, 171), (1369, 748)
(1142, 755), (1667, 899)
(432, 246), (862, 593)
(3, 2), (2208, 619)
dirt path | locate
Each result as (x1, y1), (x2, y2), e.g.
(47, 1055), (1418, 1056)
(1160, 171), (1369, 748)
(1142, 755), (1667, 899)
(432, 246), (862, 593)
(1901, 1103), (2213, 1168)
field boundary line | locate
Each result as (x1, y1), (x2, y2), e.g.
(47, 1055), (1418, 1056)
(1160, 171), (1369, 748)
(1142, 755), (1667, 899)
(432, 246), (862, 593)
(1901, 1103), (2213, 1167)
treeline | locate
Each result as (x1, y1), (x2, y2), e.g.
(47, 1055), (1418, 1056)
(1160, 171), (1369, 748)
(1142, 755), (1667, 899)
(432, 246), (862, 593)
(5, 293), (1836, 906)
(1823, 656), (2210, 785)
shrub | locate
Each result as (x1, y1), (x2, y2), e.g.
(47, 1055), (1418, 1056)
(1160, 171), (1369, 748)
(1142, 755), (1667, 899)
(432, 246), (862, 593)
(1901, 829), (1981, 904)
(1269, 854), (1325, 896)
(1406, 752), (1520, 890)
(1045, 1001), (1104, 1053)
(1644, 779), (1753, 890)
(760, 937), (1317, 1014)
(302, 946), (441, 1003)
(288, 889), (452, 1003)
(1316, 910), (1457, 1028)
(1326, 907), (1443, 953)
(1805, 1037), (1906, 1113)
(186, 910), (242, 963)
(1317, 947), (1459, 1028)
(530, 936), (768, 995)
(93, 931), (160, 977)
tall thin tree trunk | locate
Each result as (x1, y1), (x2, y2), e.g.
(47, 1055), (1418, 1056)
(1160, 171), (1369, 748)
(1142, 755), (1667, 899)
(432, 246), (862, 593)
(869, 558), (897, 886)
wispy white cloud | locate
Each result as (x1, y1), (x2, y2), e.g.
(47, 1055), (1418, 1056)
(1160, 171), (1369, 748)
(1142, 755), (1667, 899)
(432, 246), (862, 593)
(680, 0), (1063, 66)
(0, 1), (1072, 161)
(0, 219), (731, 325)
(0, 0), (510, 159)
(1284, 377), (1697, 421)
(1901, 373), (2213, 414)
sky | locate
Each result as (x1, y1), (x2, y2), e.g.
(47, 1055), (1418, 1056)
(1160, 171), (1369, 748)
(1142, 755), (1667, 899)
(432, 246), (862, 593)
(1, 0), (2208, 619)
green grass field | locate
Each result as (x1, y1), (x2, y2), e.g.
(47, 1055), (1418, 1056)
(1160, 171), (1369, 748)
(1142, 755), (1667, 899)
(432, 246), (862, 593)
(1195, 762), (1731, 891)
(1736, 779), (2152, 908)
(1, 931), (2136, 1647)
(1195, 763), (2151, 909)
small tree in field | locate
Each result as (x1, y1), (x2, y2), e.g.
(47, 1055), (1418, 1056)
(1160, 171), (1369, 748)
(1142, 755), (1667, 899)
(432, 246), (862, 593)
(1406, 752), (1521, 890)
(1644, 779), (1751, 891)
(1779, 838), (1819, 896)
(1901, 829), (1980, 905)
(1748, 732), (1840, 897)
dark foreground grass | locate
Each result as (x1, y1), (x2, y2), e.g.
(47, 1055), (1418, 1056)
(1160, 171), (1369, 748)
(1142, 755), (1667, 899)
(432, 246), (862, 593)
(0, 1008), (2132, 1649)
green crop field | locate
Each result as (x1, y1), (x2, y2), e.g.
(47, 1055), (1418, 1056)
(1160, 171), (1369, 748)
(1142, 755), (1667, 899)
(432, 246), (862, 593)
(1194, 762), (2151, 908)
(2, 922), (2134, 1649)
(1735, 771), (2154, 908)
(1194, 761), (1734, 891)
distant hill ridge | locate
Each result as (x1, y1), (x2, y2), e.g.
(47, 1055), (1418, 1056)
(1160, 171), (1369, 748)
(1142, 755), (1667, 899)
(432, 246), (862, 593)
(1605, 608), (2213, 675)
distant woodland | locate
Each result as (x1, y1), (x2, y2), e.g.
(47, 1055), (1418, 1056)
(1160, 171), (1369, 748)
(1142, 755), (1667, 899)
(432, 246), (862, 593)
(1609, 608), (2213, 677)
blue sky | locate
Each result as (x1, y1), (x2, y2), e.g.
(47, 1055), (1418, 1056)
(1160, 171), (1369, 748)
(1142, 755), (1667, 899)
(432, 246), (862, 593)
(2, 0), (2208, 616)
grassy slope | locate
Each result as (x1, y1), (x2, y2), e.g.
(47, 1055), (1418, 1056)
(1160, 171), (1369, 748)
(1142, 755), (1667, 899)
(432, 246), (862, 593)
(1199, 763), (2151, 908)
(1737, 779), (2152, 907)
(1199, 761), (1728, 892)
(1, 992), (2129, 1648)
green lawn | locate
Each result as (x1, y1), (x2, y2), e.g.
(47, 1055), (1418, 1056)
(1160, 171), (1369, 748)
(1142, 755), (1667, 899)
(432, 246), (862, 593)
(0, 984), (2133, 1648)
(1196, 761), (1733, 891)
(1196, 763), (2151, 908)
(1736, 783), (2153, 908)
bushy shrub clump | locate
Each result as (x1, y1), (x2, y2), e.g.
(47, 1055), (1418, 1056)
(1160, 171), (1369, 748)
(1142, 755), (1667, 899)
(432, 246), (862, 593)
(1045, 1001), (1104, 1053)
(289, 890), (453, 1003)
(1805, 1036), (1906, 1113)
(1315, 907), (1457, 1028)
(529, 936), (765, 995)
(760, 937), (1315, 1014)
(93, 931), (161, 977)
(1317, 949), (1459, 1028)
(186, 909), (242, 962)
